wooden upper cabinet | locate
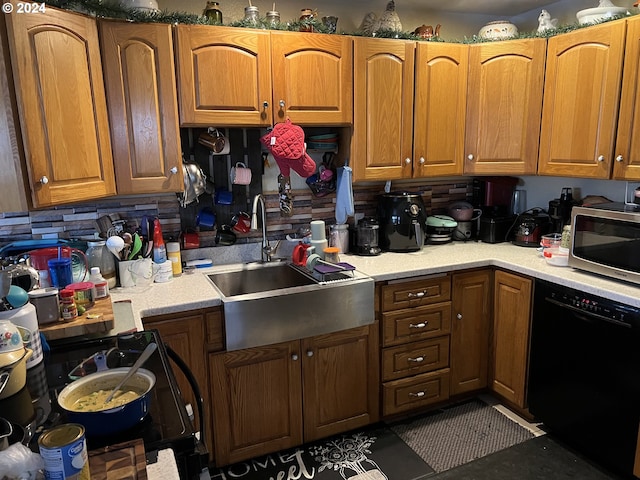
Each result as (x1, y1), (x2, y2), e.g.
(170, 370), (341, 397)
(270, 31), (352, 125)
(538, 20), (626, 178)
(175, 25), (272, 126)
(465, 39), (545, 176)
(5, 7), (116, 207)
(413, 42), (468, 178)
(613, 16), (640, 180)
(353, 37), (415, 181)
(100, 20), (183, 194)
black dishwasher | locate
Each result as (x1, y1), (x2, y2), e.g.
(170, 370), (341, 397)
(529, 279), (640, 478)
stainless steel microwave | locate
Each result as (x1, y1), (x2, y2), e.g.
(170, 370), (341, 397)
(570, 202), (640, 285)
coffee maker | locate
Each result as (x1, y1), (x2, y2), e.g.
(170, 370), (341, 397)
(548, 187), (577, 233)
(352, 217), (381, 256)
(473, 177), (518, 243)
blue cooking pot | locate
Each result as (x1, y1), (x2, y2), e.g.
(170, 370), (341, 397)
(56, 367), (155, 436)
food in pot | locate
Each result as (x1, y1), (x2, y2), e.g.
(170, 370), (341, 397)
(71, 387), (144, 412)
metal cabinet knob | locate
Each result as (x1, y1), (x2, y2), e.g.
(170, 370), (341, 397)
(170, 166), (178, 175)
(419, 157), (425, 165)
(408, 356), (424, 363)
(616, 155), (624, 163)
(279, 100), (285, 109)
(597, 155), (605, 162)
(456, 313), (463, 320)
(467, 154), (474, 161)
(39, 176), (49, 185)
(263, 101), (269, 110)
(405, 157), (411, 165)
(306, 350), (314, 357)
(291, 354), (298, 361)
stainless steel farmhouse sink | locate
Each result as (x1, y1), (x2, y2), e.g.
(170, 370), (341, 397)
(207, 262), (374, 351)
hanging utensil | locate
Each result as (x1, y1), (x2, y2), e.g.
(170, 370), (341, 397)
(104, 342), (157, 404)
(128, 233), (143, 260)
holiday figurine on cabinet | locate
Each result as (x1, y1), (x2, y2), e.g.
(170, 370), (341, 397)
(537, 9), (558, 33)
(360, 0), (402, 35)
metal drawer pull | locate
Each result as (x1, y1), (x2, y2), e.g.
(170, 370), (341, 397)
(407, 290), (427, 298)
(407, 356), (424, 363)
(409, 322), (427, 329)
(409, 391), (425, 398)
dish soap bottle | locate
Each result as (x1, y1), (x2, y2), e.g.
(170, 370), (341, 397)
(153, 218), (167, 264)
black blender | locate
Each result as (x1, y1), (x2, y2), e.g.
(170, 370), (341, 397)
(353, 217), (381, 256)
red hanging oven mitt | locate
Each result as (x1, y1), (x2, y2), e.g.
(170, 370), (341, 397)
(260, 119), (316, 178)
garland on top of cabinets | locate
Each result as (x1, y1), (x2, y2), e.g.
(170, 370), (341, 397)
(43, 0), (638, 43)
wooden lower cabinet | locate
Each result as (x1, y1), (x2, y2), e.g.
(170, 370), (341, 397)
(142, 307), (222, 462)
(450, 269), (491, 396)
(491, 270), (533, 409)
(210, 324), (379, 467)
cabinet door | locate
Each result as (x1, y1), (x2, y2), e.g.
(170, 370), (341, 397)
(301, 324), (379, 442)
(465, 39), (545, 175)
(491, 270), (532, 409)
(539, 20), (625, 178)
(413, 42), (467, 177)
(353, 37), (415, 181)
(209, 341), (303, 466)
(142, 311), (210, 455)
(0, 14), (29, 212)
(613, 16), (640, 180)
(5, 7), (116, 207)
(100, 21), (183, 194)
(271, 31), (352, 125)
(175, 25), (272, 126)
(450, 269), (491, 396)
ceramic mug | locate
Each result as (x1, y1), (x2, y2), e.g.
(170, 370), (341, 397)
(181, 230), (200, 250)
(215, 225), (237, 246)
(230, 162), (252, 185)
(215, 188), (233, 205)
(198, 128), (230, 155)
(231, 212), (251, 234)
(196, 208), (216, 228)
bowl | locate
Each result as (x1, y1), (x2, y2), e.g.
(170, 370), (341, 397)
(479, 20), (518, 40)
(576, 7), (628, 25)
(540, 233), (562, 249)
(543, 247), (569, 266)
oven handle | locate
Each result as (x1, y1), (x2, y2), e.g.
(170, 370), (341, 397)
(165, 344), (206, 445)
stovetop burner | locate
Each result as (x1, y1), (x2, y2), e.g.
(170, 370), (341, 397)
(0, 330), (207, 479)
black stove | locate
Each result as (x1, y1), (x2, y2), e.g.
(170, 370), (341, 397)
(0, 330), (208, 479)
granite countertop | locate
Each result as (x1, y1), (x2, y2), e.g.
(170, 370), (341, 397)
(108, 241), (640, 334)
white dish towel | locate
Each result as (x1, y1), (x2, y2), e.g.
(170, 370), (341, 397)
(335, 165), (354, 224)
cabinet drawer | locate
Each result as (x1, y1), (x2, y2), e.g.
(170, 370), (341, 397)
(382, 303), (451, 347)
(382, 337), (449, 381)
(383, 369), (450, 416)
(382, 276), (451, 311)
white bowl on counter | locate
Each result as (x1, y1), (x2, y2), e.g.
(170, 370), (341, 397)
(543, 247), (569, 266)
(576, 7), (628, 25)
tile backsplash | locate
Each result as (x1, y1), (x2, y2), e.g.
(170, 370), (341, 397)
(0, 178), (472, 250)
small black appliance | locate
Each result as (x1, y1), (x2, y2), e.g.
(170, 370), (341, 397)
(377, 192), (426, 252)
(353, 217), (381, 256)
(512, 209), (551, 247)
(548, 187), (578, 233)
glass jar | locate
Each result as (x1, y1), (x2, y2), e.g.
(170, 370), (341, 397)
(86, 240), (116, 290)
(329, 224), (349, 254)
(203, 1), (222, 24)
(323, 247), (340, 264)
(266, 10), (280, 27)
(299, 8), (314, 32)
(243, 5), (259, 26)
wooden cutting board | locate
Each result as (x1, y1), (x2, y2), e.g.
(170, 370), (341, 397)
(88, 438), (147, 480)
(39, 295), (114, 340)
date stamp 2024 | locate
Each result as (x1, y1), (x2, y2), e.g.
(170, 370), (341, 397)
(2, 2), (46, 14)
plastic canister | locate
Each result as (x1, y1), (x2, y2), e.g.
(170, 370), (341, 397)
(329, 224), (349, 254)
(28, 288), (60, 324)
(66, 282), (95, 309)
(0, 303), (42, 368)
(154, 261), (173, 283)
(166, 242), (182, 276)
